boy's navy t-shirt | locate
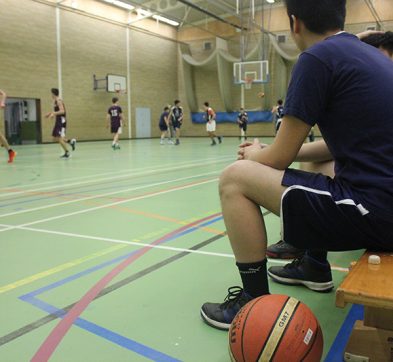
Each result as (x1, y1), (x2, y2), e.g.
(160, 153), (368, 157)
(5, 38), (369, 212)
(284, 32), (393, 221)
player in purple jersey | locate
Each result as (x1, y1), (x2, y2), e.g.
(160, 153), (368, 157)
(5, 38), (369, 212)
(106, 97), (124, 150)
(45, 88), (76, 159)
(0, 89), (17, 163)
(200, 0), (393, 331)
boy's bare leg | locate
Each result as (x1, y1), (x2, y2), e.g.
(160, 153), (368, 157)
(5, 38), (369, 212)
(219, 160), (286, 263)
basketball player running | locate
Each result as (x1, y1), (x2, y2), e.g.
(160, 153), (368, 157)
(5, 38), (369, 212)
(159, 106), (170, 144)
(0, 89), (17, 163)
(200, 0), (393, 330)
(171, 100), (183, 145)
(237, 108), (248, 141)
(203, 102), (222, 146)
(45, 88), (76, 158)
(271, 99), (284, 134)
(107, 97), (123, 150)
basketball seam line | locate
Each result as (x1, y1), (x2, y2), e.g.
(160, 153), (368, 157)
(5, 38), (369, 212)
(256, 295), (290, 361)
(269, 301), (301, 361)
(240, 297), (265, 362)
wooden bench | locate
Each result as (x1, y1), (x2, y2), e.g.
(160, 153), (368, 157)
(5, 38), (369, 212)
(336, 251), (393, 362)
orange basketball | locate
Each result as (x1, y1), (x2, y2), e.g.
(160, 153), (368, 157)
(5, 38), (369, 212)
(228, 294), (323, 362)
(257, 92), (265, 98)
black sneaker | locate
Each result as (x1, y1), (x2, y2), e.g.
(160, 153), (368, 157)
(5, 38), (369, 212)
(211, 140), (217, 146)
(175, 139), (180, 145)
(266, 240), (305, 259)
(267, 255), (334, 292)
(200, 286), (254, 330)
(218, 136), (222, 144)
(60, 151), (70, 159)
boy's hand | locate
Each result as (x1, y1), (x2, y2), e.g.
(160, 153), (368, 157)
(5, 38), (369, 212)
(238, 138), (268, 161)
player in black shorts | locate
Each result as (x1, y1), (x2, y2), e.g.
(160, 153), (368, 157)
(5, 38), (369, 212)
(159, 106), (170, 144)
(237, 108), (248, 141)
(45, 88), (76, 158)
(171, 100), (183, 145)
(106, 97), (124, 150)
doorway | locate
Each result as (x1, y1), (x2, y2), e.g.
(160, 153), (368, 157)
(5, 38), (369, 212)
(4, 98), (42, 144)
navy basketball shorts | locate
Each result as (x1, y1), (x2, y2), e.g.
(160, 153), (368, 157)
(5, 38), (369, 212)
(111, 123), (121, 134)
(280, 168), (393, 252)
(159, 124), (168, 131)
(52, 124), (65, 138)
(172, 121), (181, 129)
(239, 123), (247, 131)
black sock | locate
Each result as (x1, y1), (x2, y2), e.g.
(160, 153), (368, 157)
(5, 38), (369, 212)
(236, 259), (269, 298)
(306, 250), (328, 264)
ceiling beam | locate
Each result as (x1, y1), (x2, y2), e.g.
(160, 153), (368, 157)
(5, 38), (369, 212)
(176, 0), (246, 30)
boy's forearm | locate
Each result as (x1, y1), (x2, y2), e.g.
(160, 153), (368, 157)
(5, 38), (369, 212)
(295, 140), (333, 162)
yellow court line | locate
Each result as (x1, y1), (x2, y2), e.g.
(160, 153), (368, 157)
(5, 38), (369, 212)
(0, 244), (127, 294)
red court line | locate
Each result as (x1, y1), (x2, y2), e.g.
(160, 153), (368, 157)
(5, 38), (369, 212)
(30, 212), (222, 362)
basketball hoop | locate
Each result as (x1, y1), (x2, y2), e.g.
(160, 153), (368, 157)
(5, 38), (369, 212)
(244, 77), (253, 90)
(115, 89), (126, 96)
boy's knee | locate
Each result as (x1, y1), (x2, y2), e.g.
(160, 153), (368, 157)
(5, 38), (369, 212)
(219, 161), (251, 194)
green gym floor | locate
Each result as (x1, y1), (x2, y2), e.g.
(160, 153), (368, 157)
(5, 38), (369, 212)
(0, 138), (362, 362)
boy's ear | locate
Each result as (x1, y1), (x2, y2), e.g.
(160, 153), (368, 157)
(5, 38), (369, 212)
(291, 15), (301, 34)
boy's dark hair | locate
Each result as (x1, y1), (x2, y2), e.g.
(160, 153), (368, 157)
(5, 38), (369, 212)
(164, 106), (169, 111)
(204, 102), (209, 107)
(112, 97), (119, 103)
(285, 0), (346, 34)
(51, 88), (59, 96)
(362, 31), (393, 56)
(277, 99), (283, 105)
(174, 99), (180, 105)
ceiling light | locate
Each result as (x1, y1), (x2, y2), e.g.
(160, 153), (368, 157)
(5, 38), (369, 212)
(104, 0), (134, 11)
(266, 0), (275, 3)
(113, 0), (134, 10)
(152, 15), (179, 27)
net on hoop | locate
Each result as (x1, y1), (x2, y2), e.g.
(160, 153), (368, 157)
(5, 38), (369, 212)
(244, 76), (253, 90)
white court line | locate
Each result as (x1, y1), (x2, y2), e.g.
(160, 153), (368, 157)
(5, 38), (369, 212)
(0, 222), (349, 273)
(0, 156), (232, 198)
(0, 174), (219, 231)
(0, 224), (233, 258)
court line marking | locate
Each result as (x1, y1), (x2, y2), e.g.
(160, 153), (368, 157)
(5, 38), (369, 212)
(0, 244), (127, 294)
(0, 172), (219, 220)
(0, 209), (224, 295)
(0, 156), (232, 199)
(0, 224), (231, 259)
(0, 228), (227, 354)
(0, 222), (348, 273)
(30, 213), (224, 361)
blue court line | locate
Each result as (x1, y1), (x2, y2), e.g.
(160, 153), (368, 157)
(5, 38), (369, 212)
(19, 215), (222, 360)
(324, 304), (364, 361)
(20, 295), (181, 362)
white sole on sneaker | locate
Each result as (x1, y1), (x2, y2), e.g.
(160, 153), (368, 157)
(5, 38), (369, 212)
(267, 270), (334, 292)
(200, 309), (230, 330)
